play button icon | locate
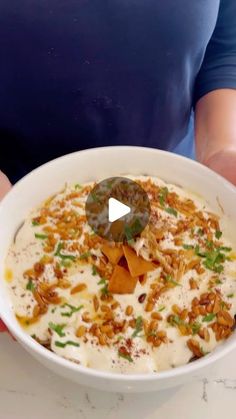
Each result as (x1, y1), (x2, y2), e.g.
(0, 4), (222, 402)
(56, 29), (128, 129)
(85, 177), (150, 242)
(108, 198), (131, 222)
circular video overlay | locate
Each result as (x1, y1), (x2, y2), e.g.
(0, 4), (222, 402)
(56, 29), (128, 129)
(85, 177), (150, 242)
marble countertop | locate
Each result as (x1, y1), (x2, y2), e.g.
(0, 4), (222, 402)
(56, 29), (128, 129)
(0, 333), (235, 419)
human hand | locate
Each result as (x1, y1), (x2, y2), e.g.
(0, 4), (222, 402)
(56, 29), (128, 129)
(0, 170), (11, 200)
(195, 89), (236, 187)
(0, 171), (11, 332)
(204, 148), (236, 186)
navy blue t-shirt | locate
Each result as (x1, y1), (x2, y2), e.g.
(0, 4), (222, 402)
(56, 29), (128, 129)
(0, 0), (236, 181)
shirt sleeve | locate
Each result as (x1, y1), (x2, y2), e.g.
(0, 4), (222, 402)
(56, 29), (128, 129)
(194, 0), (236, 105)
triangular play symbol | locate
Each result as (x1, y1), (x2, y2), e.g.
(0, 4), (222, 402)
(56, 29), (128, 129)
(108, 197), (131, 223)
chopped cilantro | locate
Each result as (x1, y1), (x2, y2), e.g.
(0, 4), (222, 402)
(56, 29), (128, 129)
(91, 192), (100, 203)
(118, 350), (133, 363)
(195, 240), (231, 274)
(169, 316), (200, 335)
(79, 251), (91, 260)
(159, 187), (168, 207)
(165, 275), (181, 287)
(51, 307), (57, 314)
(107, 180), (115, 189)
(197, 228), (204, 236)
(169, 315), (202, 336)
(219, 246), (232, 252)
(32, 220), (40, 226)
(213, 265), (224, 274)
(132, 316), (143, 338)
(97, 278), (106, 286)
(124, 225), (133, 242)
(26, 279), (35, 292)
(215, 278), (223, 285)
(97, 277), (109, 295)
(205, 240), (214, 249)
(55, 243), (63, 254)
(215, 230), (222, 239)
(194, 242), (226, 273)
(55, 340), (80, 348)
(124, 218), (142, 242)
(194, 245), (206, 258)
(74, 183), (82, 189)
(55, 242), (76, 261)
(61, 303), (83, 318)
(92, 265), (98, 276)
(158, 305), (166, 312)
(60, 259), (72, 268)
(101, 282), (109, 296)
(169, 315), (182, 326)
(35, 233), (48, 240)
(202, 313), (216, 322)
(191, 322), (201, 335)
(203, 249), (225, 273)
(49, 322), (66, 337)
(165, 207), (178, 217)
(227, 293), (234, 298)
(183, 244), (194, 250)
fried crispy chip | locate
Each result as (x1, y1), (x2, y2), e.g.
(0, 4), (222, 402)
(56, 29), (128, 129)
(122, 245), (156, 277)
(101, 244), (123, 265)
(108, 265), (138, 294)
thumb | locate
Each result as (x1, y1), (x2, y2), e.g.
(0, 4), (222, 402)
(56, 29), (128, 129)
(0, 171), (11, 200)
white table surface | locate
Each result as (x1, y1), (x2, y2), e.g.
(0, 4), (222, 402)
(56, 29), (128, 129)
(0, 332), (235, 419)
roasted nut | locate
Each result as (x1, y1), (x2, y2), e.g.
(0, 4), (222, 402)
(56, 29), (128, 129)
(129, 319), (136, 328)
(111, 301), (120, 310)
(101, 304), (110, 312)
(192, 297), (199, 306)
(70, 283), (87, 294)
(189, 278), (198, 290)
(33, 304), (41, 317)
(180, 309), (188, 321)
(206, 303), (213, 313)
(198, 328), (210, 342)
(213, 295), (221, 314)
(145, 302), (154, 312)
(99, 335), (107, 346)
(199, 306), (207, 316)
(178, 324), (191, 336)
(76, 325), (86, 337)
(187, 338), (203, 358)
(151, 312), (163, 320)
(82, 312), (91, 323)
(172, 304), (181, 315)
(93, 295), (99, 312)
(152, 338), (162, 347)
(217, 310), (234, 327)
(125, 305), (133, 316)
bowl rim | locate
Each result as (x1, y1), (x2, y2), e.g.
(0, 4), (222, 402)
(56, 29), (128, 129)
(0, 145), (236, 382)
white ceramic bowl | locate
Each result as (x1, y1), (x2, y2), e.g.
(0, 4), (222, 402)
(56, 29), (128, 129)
(0, 146), (236, 393)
